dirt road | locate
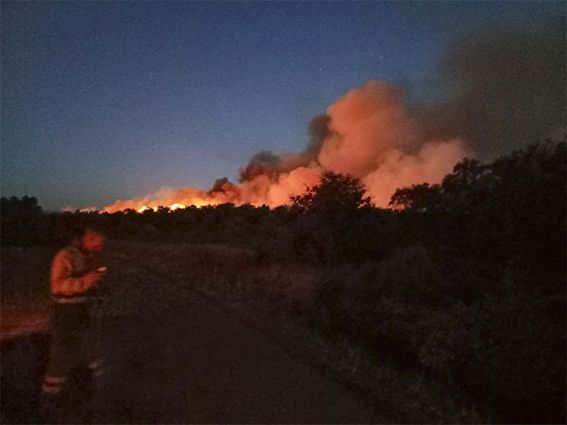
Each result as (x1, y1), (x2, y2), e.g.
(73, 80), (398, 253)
(1, 259), (377, 424)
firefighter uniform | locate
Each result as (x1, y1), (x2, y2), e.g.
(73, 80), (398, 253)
(41, 244), (106, 398)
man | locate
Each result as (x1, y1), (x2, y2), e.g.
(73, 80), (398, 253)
(41, 226), (107, 416)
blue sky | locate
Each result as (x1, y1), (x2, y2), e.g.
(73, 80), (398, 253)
(1, 1), (564, 210)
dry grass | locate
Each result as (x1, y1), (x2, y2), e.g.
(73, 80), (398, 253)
(1, 246), (55, 297)
(109, 240), (322, 313)
(109, 241), (482, 423)
(1, 241), (483, 422)
(1, 247), (55, 338)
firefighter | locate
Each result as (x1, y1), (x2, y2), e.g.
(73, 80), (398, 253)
(40, 225), (108, 417)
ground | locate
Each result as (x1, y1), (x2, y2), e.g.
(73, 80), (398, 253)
(1, 245), (378, 424)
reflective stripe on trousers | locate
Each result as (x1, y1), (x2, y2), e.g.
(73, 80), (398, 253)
(88, 358), (108, 379)
(42, 375), (66, 395)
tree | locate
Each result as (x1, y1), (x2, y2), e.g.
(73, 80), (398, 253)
(389, 183), (442, 212)
(1, 196), (43, 246)
(289, 172), (374, 263)
(290, 171), (372, 217)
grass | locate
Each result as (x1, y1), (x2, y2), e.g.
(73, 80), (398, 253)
(112, 240), (486, 423)
(1, 240), (486, 423)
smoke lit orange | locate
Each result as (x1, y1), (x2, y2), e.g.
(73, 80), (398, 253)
(104, 81), (467, 212)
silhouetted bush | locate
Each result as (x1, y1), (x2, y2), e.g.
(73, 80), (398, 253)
(418, 290), (565, 423)
(1, 196), (43, 246)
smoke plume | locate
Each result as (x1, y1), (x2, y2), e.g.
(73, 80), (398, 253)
(419, 25), (566, 159)
(103, 26), (565, 212)
(104, 81), (465, 211)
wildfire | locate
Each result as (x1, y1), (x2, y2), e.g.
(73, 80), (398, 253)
(135, 203), (187, 213)
(126, 200), (214, 214)
(103, 81), (468, 213)
(169, 203), (186, 210)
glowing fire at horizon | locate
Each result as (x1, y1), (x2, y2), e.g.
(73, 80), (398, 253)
(103, 81), (468, 213)
(132, 200), (213, 213)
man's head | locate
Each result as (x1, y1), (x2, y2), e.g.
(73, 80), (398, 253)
(70, 226), (106, 253)
(81, 229), (105, 253)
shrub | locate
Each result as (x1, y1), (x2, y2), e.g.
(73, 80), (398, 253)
(352, 245), (446, 303)
(419, 291), (565, 423)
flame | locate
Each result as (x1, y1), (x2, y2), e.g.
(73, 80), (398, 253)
(169, 203), (185, 210)
(103, 188), (221, 213)
(103, 81), (468, 212)
(136, 203), (187, 212)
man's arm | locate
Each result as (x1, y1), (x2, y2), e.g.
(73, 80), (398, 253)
(50, 251), (100, 296)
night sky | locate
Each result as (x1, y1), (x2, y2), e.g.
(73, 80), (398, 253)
(1, 1), (564, 211)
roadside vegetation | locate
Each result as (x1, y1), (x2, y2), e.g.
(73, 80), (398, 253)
(2, 140), (565, 423)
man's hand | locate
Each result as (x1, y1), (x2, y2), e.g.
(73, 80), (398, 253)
(83, 270), (106, 289)
(94, 267), (108, 284)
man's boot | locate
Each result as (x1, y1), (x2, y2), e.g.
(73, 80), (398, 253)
(39, 391), (65, 424)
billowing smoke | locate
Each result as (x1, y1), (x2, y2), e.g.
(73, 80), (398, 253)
(104, 81), (465, 211)
(314, 81), (465, 206)
(418, 25), (565, 159)
(199, 82), (462, 209)
(237, 114), (330, 183)
(103, 26), (565, 212)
